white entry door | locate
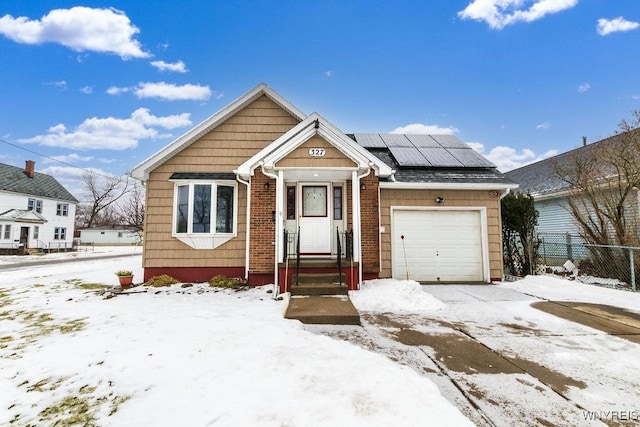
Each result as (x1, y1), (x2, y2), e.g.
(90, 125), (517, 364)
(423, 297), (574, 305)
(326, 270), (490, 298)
(299, 184), (331, 254)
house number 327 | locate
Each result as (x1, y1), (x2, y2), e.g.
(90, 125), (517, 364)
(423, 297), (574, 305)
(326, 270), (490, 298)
(308, 148), (326, 157)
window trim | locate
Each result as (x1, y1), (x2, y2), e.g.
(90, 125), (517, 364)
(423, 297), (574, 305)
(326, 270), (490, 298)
(28, 198), (43, 213)
(56, 202), (69, 216)
(333, 186), (343, 220)
(172, 180), (238, 238)
(54, 227), (67, 240)
(286, 186), (296, 220)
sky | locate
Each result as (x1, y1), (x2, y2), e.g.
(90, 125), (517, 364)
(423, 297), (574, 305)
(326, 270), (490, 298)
(1, 1), (639, 197)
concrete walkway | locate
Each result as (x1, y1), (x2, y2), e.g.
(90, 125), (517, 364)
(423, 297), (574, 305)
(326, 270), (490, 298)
(307, 285), (640, 426)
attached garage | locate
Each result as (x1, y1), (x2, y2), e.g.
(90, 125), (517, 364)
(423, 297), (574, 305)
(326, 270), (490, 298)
(391, 208), (488, 283)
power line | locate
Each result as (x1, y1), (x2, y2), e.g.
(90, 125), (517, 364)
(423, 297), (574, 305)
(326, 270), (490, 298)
(0, 137), (128, 180)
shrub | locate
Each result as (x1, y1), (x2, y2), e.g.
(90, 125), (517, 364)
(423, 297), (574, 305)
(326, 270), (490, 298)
(208, 275), (246, 289)
(145, 275), (180, 287)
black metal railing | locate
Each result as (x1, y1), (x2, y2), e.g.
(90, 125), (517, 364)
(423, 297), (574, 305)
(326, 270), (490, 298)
(295, 226), (301, 286)
(336, 227), (343, 286)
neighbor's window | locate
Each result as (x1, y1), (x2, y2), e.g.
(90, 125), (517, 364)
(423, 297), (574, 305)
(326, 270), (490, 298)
(286, 186), (296, 220)
(174, 182), (236, 235)
(3, 225), (10, 240)
(56, 203), (69, 216)
(333, 187), (343, 220)
(28, 198), (43, 213)
(54, 227), (66, 240)
(33, 226), (39, 240)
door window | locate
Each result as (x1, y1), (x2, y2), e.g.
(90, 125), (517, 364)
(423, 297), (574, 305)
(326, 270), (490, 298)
(302, 186), (327, 217)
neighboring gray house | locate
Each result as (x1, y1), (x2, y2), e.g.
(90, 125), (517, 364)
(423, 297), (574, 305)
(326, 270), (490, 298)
(505, 132), (640, 240)
(0, 161), (78, 253)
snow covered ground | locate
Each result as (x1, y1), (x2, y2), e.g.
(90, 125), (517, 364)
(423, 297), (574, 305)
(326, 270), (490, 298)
(2, 248), (640, 426)
(0, 250), (471, 426)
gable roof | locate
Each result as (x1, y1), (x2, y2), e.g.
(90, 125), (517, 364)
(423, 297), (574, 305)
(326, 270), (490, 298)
(0, 163), (78, 203)
(236, 113), (394, 179)
(505, 131), (636, 197)
(130, 83), (306, 180)
(0, 209), (48, 223)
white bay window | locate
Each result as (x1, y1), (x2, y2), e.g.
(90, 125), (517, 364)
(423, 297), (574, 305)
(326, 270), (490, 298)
(172, 180), (237, 249)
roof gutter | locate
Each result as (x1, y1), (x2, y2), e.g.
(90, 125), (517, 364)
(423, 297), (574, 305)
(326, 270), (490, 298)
(379, 182), (519, 191)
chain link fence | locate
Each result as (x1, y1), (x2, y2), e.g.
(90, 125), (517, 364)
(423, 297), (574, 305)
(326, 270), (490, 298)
(534, 232), (639, 292)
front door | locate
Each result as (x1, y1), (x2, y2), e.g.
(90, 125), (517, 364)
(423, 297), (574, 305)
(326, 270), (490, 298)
(299, 184), (331, 254)
(20, 227), (29, 249)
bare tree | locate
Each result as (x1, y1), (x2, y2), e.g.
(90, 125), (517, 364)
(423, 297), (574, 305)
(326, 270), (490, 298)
(554, 111), (640, 247)
(554, 111), (640, 283)
(117, 181), (145, 237)
(78, 172), (131, 228)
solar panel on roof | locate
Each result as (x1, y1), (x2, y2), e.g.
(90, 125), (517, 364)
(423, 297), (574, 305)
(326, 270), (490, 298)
(448, 148), (496, 167)
(353, 133), (386, 148)
(388, 146), (431, 166)
(417, 147), (463, 167)
(380, 134), (413, 147)
(405, 134), (440, 148)
(430, 135), (468, 148)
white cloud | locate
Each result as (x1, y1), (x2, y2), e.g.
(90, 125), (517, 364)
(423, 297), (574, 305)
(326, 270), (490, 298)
(45, 80), (67, 90)
(391, 123), (459, 135)
(536, 122), (550, 130)
(43, 153), (94, 164)
(106, 86), (130, 95)
(134, 82), (212, 101)
(324, 70), (333, 78)
(0, 7), (149, 59)
(151, 60), (188, 73)
(458, 0), (578, 30)
(18, 108), (192, 150)
(578, 83), (591, 93)
(80, 86), (93, 94)
(597, 17), (640, 36)
(473, 144), (558, 172)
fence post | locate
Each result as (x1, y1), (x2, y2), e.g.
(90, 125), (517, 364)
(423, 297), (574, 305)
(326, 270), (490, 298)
(566, 233), (572, 261)
(630, 248), (636, 292)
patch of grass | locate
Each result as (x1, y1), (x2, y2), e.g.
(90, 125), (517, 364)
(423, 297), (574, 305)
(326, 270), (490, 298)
(39, 395), (95, 426)
(64, 279), (111, 290)
(208, 275), (247, 289)
(0, 335), (13, 349)
(109, 395), (131, 415)
(145, 274), (180, 287)
(27, 376), (68, 393)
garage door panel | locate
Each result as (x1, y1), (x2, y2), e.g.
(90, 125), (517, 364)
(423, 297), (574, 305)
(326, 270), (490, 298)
(392, 210), (483, 282)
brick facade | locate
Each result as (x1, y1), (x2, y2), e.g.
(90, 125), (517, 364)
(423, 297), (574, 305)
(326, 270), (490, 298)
(249, 168), (276, 275)
(359, 173), (380, 274)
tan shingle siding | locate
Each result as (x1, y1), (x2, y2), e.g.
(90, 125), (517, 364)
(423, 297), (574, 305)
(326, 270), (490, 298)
(143, 95), (300, 269)
(379, 188), (503, 280)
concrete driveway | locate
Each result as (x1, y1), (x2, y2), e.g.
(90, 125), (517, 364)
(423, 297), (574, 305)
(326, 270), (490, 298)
(307, 285), (640, 426)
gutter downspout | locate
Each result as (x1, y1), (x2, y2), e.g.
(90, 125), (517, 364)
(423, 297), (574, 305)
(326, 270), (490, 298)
(260, 165), (281, 297)
(236, 175), (251, 282)
(356, 166), (373, 289)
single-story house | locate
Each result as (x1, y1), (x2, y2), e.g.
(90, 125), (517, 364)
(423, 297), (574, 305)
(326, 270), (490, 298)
(78, 226), (140, 246)
(0, 161), (78, 254)
(131, 84), (517, 290)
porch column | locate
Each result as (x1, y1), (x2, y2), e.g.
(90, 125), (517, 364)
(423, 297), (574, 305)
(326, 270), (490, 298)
(351, 170), (362, 286)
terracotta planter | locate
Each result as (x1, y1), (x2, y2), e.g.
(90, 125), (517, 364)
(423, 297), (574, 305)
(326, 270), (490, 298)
(118, 275), (134, 287)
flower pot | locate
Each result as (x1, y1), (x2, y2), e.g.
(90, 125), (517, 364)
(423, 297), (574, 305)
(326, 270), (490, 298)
(118, 275), (134, 287)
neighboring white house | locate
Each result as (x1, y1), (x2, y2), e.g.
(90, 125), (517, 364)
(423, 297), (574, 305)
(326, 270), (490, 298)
(0, 161), (78, 253)
(79, 226), (139, 246)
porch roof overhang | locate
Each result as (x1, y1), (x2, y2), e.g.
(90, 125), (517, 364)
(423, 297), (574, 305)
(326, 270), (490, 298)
(0, 209), (48, 224)
(235, 113), (394, 180)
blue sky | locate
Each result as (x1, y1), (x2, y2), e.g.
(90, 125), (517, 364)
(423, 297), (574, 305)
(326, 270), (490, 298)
(1, 1), (639, 196)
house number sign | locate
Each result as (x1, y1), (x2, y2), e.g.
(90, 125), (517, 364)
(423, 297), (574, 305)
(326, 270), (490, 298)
(308, 148), (326, 157)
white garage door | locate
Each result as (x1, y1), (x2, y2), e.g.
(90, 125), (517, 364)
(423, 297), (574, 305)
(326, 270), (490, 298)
(392, 209), (484, 282)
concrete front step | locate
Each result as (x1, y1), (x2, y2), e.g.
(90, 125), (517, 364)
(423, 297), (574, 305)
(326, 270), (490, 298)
(290, 282), (348, 296)
(285, 296), (361, 325)
(294, 272), (345, 284)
